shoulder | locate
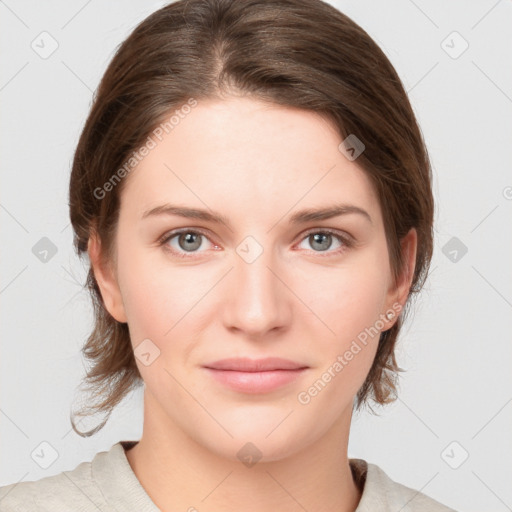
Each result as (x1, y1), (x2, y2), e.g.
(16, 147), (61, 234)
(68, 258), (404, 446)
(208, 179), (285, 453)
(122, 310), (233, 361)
(350, 458), (458, 512)
(0, 452), (107, 512)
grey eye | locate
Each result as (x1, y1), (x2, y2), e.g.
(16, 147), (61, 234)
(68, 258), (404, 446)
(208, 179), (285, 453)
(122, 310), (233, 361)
(177, 232), (204, 252)
(296, 231), (345, 253)
(308, 233), (333, 251)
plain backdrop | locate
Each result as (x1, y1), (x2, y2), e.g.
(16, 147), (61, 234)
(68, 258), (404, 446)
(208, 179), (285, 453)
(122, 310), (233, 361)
(1, 1), (511, 511)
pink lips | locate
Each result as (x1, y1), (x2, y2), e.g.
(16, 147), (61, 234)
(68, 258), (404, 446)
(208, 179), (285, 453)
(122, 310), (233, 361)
(203, 357), (309, 394)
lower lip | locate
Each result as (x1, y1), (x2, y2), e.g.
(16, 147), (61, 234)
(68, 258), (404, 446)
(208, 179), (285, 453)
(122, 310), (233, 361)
(203, 368), (308, 393)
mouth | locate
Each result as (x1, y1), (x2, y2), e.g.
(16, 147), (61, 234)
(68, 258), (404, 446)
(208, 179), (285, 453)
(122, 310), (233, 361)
(202, 357), (309, 394)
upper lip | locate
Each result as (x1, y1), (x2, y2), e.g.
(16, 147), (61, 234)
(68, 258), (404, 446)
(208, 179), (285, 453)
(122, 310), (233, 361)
(203, 357), (308, 372)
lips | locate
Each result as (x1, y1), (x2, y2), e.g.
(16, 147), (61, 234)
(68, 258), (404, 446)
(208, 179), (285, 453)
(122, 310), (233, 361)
(203, 357), (308, 372)
(202, 357), (309, 393)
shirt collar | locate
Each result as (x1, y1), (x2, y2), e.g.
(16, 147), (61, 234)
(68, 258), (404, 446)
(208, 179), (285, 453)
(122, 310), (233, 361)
(93, 441), (392, 511)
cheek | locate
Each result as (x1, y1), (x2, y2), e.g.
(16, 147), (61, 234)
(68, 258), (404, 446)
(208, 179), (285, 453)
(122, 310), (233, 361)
(115, 243), (179, 342)
(293, 252), (389, 391)
(292, 270), (385, 416)
(116, 242), (218, 358)
(301, 258), (389, 341)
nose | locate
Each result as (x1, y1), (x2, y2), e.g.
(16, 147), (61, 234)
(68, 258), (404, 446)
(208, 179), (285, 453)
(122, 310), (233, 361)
(222, 244), (292, 338)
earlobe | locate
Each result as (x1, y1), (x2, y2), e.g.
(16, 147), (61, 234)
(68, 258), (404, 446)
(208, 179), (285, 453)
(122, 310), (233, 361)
(385, 227), (418, 324)
(397, 227), (418, 304)
(87, 232), (128, 323)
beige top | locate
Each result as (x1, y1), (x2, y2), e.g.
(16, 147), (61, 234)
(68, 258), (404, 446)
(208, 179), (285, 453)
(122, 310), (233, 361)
(0, 440), (457, 511)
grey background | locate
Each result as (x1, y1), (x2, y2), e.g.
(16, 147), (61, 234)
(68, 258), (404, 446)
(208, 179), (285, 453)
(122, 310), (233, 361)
(1, 1), (511, 511)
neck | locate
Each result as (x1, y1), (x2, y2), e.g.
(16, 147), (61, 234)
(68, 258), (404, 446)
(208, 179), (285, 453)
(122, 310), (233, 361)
(125, 390), (362, 512)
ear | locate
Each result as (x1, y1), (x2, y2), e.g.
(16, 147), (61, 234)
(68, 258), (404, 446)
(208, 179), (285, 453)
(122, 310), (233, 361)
(87, 231), (127, 323)
(384, 227), (418, 323)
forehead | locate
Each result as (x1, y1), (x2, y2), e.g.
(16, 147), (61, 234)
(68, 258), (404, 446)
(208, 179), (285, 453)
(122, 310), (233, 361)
(120, 97), (380, 223)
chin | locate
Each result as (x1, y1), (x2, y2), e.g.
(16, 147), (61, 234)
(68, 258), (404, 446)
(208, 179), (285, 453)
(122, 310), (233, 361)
(189, 416), (316, 466)
(207, 435), (303, 465)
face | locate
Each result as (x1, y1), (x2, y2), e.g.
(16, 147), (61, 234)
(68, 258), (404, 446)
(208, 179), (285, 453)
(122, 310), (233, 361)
(91, 96), (416, 462)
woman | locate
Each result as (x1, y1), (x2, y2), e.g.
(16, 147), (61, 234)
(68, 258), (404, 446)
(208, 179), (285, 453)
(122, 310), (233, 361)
(0, 0), (457, 510)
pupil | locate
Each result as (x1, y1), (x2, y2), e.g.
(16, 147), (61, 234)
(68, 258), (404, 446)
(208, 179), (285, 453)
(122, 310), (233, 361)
(177, 233), (332, 252)
(311, 233), (331, 251)
(180, 232), (201, 251)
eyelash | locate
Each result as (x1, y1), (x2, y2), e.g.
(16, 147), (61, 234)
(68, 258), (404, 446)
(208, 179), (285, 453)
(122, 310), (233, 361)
(158, 228), (354, 259)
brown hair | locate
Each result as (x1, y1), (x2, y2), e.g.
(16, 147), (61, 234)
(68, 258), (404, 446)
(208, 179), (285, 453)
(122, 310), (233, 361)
(68, 0), (434, 437)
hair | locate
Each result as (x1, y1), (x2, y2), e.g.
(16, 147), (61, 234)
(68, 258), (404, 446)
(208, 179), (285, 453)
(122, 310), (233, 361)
(68, 0), (434, 437)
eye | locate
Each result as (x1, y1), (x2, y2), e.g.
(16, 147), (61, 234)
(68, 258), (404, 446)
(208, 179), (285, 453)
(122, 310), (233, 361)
(158, 228), (353, 259)
(159, 229), (217, 258)
(296, 229), (353, 255)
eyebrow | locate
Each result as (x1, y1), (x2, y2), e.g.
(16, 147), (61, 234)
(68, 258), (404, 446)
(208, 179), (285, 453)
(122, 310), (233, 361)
(141, 202), (373, 228)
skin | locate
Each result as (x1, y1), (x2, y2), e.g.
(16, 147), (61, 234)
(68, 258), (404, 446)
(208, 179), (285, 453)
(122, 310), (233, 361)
(89, 96), (417, 512)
